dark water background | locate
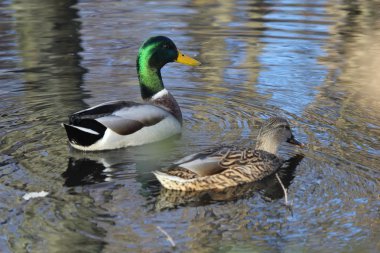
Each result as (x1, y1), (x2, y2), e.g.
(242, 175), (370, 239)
(1, 0), (380, 252)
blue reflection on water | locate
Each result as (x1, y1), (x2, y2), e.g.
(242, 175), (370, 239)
(257, 4), (329, 115)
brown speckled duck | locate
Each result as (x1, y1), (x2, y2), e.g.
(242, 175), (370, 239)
(153, 117), (303, 191)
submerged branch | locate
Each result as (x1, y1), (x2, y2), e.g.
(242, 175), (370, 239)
(275, 173), (289, 206)
(157, 225), (176, 247)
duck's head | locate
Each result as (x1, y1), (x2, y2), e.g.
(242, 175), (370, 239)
(138, 36), (200, 70)
(255, 117), (303, 154)
(137, 36), (200, 99)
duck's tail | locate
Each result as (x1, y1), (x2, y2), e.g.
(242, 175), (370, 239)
(63, 121), (106, 149)
(153, 171), (193, 190)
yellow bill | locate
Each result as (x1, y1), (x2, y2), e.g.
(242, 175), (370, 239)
(175, 50), (201, 66)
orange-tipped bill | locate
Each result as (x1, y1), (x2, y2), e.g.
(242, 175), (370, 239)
(175, 50), (201, 66)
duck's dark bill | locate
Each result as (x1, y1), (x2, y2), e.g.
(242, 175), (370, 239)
(287, 136), (304, 147)
(175, 50), (201, 66)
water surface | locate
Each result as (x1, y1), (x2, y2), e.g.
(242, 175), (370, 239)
(1, 0), (380, 252)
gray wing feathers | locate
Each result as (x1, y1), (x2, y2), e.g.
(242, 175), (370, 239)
(173, 146), (233, 176)
(75, 102), (170, 136)
(178, 156), (225, 176)
(96, 116), (144, 135)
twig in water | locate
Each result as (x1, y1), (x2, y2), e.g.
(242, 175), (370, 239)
(275, 173), (289, 206)
(157, 226), (176, 247)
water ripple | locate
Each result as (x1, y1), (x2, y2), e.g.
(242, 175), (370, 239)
(1, 0), (380, 252)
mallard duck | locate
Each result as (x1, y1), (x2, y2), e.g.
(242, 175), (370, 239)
(63, 36), (200, 151)
(154, 154), (304, 209)
(153, 117), (304, 191)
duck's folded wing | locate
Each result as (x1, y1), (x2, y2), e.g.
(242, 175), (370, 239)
(69, 101), (141, 123)
(69, 101), (170, 135)
(170, 146), (234, 177)
(95, 116), (145, 135)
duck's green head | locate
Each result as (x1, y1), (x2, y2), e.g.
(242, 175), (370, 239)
(137, 36), (200, 99)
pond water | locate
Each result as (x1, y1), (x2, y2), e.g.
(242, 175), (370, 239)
(1, 0), (380, 252)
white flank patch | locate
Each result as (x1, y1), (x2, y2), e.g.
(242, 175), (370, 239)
(22, 191), (49, 200)
(152, 89), (169, 100)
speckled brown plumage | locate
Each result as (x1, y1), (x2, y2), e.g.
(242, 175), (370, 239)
(154, 154), (304, 209)
(165, 167), (198, 179)
(153, 117), (303, 191)
(154, 146), (282, 191)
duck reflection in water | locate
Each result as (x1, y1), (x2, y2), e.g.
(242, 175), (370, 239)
(62, 138), (178, 187)
(61, 153), (303, 210)
(154, 154), (304, 210)
(62, 157), (112, 187)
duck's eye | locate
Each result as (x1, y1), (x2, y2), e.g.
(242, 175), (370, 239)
(162, 44), (168, 49)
